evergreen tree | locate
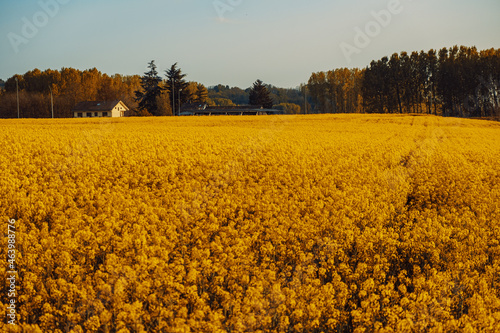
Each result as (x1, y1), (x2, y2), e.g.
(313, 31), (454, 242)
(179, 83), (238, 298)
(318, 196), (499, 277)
(135, 60), (164, 116)
(165, 63), (189, 115)
(249, 79), (274, 109)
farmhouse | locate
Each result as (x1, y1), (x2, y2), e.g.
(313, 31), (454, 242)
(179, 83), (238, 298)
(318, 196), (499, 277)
(73, 100), (130, 118)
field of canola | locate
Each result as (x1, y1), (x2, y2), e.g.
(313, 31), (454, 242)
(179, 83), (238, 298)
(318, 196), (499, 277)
(1, 114), (500, 332)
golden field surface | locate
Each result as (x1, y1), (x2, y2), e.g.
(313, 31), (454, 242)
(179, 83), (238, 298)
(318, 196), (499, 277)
(1, 115), (500, 332)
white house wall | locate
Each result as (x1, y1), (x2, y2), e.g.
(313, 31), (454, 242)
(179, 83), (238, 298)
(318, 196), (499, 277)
(111, 107), (121, 117)
(73, 101), (130, 118)
(74, 111), (113, 118)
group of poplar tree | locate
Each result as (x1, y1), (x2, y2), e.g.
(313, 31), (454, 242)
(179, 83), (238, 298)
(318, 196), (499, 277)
(308, 46), (500, 118)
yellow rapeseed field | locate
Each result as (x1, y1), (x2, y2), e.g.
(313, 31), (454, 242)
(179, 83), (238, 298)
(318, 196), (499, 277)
(1, 114), (499, 332)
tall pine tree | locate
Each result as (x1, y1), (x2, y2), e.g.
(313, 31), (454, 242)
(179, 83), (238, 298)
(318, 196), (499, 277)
(249, 79), (274, 109)
(165, 63), (189, 115)
(135, 60), (164, 116)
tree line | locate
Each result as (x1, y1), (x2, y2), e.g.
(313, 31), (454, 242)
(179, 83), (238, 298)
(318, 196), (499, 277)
(208, 83), (305, 113)
(0, 68), (141, 118)
(0, 65), (212, 118)
(0, 62), (280, 117)
(1, 45), (498, 118)
(308, 46), (500, 118)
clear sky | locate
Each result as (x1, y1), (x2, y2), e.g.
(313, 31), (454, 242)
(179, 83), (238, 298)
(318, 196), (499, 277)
(1, 0), (499, 88)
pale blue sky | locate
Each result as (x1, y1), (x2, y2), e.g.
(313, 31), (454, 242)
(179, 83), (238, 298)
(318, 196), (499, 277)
(1, 0), (499, 88)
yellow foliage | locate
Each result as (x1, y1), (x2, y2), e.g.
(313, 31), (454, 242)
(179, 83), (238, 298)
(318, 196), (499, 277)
(0, 115), (499, 332)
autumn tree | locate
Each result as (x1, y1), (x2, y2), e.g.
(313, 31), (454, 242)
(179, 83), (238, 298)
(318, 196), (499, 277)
(105, 74), (141, 110)
(308, 72), (329, 113)
(195, 83), (209, 104)
(208, 85), (249, 105)
(156, 91), (173, 116)
(0, 68), (140, 118)
(249, 79), (274, 109)
(135, 60), (164, 116)
(309, 69), (364, 114)
(273, 103), (301, 114)
(209, 98), (236, 107)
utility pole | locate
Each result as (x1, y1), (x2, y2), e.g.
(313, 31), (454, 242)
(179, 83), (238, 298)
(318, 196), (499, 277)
(15, 77), (19, 118)
(49, 85), (54, 118)
(171, 78), (175, 116)
(304, 85), (308, 115)
(178, 88), (182, 116)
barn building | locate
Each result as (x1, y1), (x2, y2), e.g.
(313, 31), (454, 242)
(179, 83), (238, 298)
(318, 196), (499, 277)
(180, 103), (283, 116)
